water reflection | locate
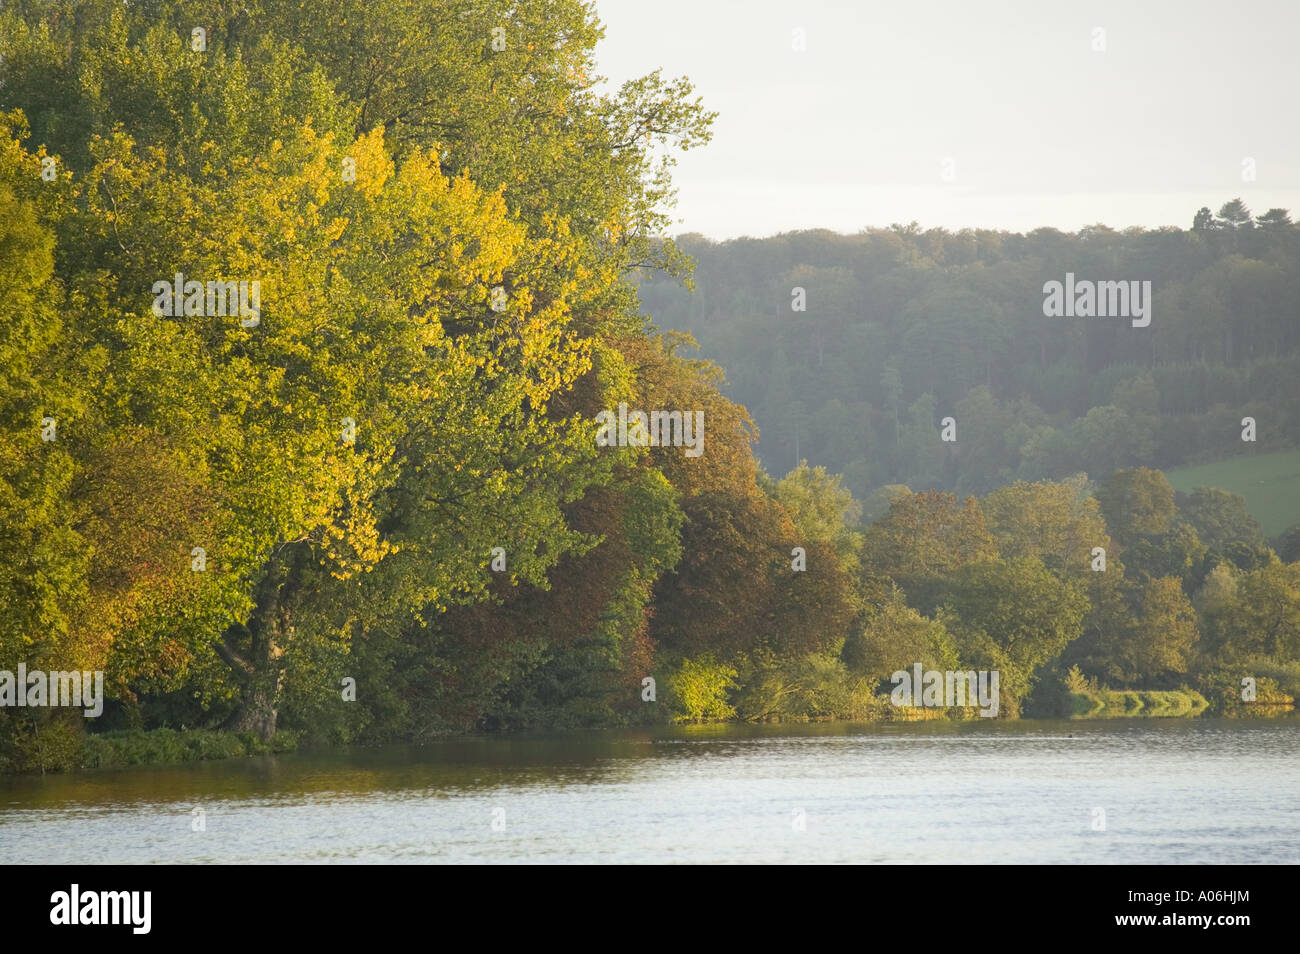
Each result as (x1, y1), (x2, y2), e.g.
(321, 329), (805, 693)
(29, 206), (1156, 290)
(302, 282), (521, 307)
(2, 720), (1297, 863)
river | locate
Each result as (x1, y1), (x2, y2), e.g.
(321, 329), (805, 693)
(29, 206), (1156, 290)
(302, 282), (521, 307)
(2, 719), (1297, 863)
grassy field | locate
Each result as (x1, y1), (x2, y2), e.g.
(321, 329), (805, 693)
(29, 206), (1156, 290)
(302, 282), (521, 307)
(1166, 449), (1300, 538)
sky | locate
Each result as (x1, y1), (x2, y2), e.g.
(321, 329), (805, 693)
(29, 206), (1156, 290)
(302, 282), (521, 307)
(592, 0), (1300, 239)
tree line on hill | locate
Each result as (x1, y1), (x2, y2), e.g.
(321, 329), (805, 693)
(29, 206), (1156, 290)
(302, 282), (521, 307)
(637, 205), (1300, 498)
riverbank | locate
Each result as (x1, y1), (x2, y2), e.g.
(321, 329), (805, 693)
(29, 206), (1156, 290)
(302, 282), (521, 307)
(0, 726), (299, 776)
(6, 687), (1295, 776)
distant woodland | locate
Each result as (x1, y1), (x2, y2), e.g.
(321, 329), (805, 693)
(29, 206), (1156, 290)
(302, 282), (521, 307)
(639, 210), (1300, 502)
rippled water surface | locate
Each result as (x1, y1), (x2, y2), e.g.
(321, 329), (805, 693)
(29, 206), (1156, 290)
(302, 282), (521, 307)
(2, 720), (1297, 863)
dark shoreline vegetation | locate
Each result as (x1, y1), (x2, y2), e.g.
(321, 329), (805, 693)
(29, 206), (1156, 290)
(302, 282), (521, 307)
(2, 1), (1299, 775)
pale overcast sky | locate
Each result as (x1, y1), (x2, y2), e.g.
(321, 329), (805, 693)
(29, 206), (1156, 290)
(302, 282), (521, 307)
(592, 0), (1300, 239)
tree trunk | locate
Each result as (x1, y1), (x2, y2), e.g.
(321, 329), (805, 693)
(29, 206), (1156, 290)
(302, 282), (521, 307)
(218, 545), (304, 743)
(227, 665), (281, 741)
(224, 607), (287, 741)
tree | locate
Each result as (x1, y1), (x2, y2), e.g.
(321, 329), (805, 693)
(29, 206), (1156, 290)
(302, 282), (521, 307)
(1071, 406), (1153, 476)
(1255, 208), (1293, 230)
(667, 654), (738, 723)
(0, 0), (719, 743)
(861, 484), (910, 525)
(862, 490), (998, 584)
(1177, 487), (1266, 554)
(938, 558), (1089, 715)
(1217, 198), (1254, 230)
(843, 585), (955, 683)
(0, 125), (88, 678)
(1096, 577), (1200, 685)
(952, 386), (1018, 493)
(1203, 560), (1300, 661)
(981, 477), (1110, 576)
(1094, 468), (1175, 546)
(1275, 524), (1300, 563)
(1123, 522), (1207, 587)
(773, 462), (863, 550)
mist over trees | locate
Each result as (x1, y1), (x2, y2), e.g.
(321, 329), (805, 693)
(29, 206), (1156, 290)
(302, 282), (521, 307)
(638, 207), (1300, 498)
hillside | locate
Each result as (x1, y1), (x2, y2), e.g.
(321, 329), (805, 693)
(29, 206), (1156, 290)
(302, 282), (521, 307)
(639, 214), (1300, 508)
(1167, 449), (1300, 537)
